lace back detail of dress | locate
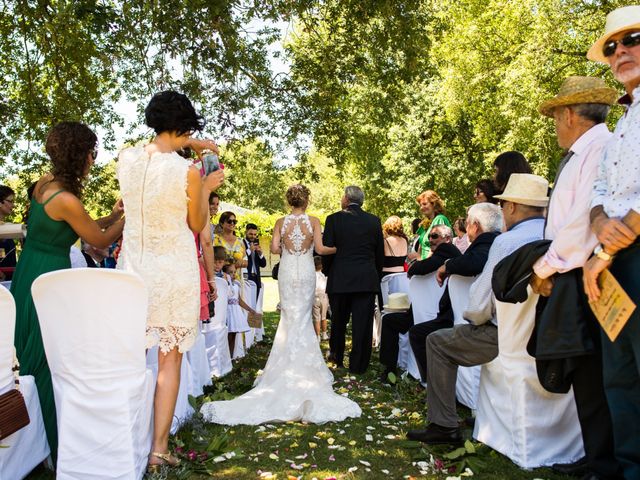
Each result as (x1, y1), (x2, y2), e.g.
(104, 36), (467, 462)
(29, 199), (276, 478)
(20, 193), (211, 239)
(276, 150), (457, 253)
(281, 214), (313, 256)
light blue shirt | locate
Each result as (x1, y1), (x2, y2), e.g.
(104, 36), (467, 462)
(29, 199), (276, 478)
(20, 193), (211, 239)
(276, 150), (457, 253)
(464, 217), (545, 326)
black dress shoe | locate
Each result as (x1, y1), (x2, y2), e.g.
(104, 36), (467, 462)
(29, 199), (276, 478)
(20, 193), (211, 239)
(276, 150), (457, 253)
(551, 457), (588, 477)
(406, 423), (462, 445)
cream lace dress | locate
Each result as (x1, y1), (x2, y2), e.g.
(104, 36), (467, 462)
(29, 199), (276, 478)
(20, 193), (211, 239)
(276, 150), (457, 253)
(117, 146), (200, 353)
(200, 214), (361, 424)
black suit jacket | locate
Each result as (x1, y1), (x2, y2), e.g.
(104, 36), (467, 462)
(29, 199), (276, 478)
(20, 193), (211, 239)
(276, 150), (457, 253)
(243, 238), (267, 289)
(444, 231), (500, 277)
(322, 204), (384, 294)
(408, 242), (461, 277)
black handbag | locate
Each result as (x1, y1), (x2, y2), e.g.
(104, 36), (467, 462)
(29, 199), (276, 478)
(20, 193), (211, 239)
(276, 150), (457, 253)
(271, 262), (280, 280)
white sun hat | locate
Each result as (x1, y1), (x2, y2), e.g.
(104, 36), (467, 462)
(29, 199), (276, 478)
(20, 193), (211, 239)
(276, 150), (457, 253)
(587, 5), (640, 63)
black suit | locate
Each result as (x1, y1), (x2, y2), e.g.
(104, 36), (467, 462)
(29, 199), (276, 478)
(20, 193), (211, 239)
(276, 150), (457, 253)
(243, 238), (267, 300)
(322, 203), (384, 373)
(380, 243), (462, 375)
(408, 232), (499, 382)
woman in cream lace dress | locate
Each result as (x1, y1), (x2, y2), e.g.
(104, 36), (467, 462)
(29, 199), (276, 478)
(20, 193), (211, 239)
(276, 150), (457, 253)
(117, 91), (224, 471)
(201, 184), (361, 425)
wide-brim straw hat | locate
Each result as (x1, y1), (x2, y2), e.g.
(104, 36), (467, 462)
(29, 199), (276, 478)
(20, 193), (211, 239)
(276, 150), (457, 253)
(494, 174), (549, 208)
(383, 292), (411, 312)
(587, 5), (640, 64)
(539, 76), (618, 117)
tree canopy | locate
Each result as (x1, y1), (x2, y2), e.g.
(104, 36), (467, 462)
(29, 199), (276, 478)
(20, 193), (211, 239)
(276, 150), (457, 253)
(0, 0), (630, 226)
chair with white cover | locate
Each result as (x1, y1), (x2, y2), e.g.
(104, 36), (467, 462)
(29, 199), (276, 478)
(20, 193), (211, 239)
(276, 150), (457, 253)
(375, 273), (408, 346)
(202, 277), (232, 377)
(0, 285), (50, 480)
(185, 330), (212, 398)
(243, 280), (257, 349)
(403, 272), (447, 379)
(447, 274), (481, 410)
(473, 289), (584, 468)
(32, 269), (154, 480)
(379, 273), (413, 369)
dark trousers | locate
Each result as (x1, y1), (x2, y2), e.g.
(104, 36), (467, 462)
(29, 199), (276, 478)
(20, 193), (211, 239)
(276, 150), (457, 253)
(379, 310), (413, 372)
(329, 292), (376, 373)
(603, 244), (640, 479)
(408, 315), (453, 382)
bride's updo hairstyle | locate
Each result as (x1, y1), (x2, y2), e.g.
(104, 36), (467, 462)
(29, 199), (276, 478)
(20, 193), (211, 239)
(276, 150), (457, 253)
(45, 122), (98, 198)
(286, 184), (310, 208)
(144, 90), (205, 136)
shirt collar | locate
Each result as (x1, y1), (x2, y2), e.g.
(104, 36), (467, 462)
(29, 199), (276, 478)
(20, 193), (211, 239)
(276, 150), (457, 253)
(618, 85), (640, 107)
(569, 123), (610, 157)
(507, 216), (545, 232)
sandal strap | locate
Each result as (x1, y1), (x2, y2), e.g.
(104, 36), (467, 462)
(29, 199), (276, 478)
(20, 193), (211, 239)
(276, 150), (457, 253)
(151, 451), (179, 464)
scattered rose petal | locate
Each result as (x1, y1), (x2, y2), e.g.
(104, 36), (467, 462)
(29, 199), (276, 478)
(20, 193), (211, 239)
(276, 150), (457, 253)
(348, 466), (358, 473)
(328, 454), (335, 461)
(365, 434), (374, 442)
(268, 453), (279, 460)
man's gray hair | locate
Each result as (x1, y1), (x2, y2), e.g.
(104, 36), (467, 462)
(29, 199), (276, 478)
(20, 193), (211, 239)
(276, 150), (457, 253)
(571, 103), (610, 124)
(467, 203), (503, 233)
(344, 185), (365, 206)
(432, 224), (453, 238)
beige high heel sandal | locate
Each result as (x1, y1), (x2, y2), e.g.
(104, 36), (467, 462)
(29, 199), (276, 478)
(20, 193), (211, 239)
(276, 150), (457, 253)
(147, 451), (181, 473)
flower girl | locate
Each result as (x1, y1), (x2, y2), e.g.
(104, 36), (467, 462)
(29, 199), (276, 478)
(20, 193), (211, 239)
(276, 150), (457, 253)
(222, 262), (255, 357)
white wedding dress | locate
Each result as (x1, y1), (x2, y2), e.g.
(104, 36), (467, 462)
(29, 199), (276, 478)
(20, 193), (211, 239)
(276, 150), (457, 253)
(200, 214), (361, 425)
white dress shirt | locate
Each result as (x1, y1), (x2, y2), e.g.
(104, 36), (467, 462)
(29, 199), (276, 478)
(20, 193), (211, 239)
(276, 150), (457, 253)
(591, 86), (640, 218)
(534, 123), (611, 279)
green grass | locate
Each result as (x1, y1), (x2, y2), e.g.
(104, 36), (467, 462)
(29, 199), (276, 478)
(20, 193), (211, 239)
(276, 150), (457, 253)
(27, 308), (575, 479)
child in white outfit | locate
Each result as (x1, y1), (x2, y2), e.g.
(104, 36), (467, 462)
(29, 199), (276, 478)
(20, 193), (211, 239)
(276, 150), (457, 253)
(223, 262), (256, 357)
(313, 256), (329, 341)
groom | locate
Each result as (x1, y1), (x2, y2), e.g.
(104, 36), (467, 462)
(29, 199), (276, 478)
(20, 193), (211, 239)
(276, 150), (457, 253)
(322, 186), (384, 374)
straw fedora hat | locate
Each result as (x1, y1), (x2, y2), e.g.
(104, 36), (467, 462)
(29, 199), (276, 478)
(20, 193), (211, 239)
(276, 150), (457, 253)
(587, 5), (640, 63)
(494, 174), (549, 208)
(383, 292), (411, 312)
(539, 76), (618, 117)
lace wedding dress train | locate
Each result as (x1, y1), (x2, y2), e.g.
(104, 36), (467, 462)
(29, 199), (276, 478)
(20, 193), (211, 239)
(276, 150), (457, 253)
(200, 214), (361, 425)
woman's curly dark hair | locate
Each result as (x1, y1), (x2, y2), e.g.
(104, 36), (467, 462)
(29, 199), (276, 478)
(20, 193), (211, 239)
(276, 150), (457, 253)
(45, 122), (97, 198)
(145, 91), (205, 135)
(286, 184), (310, 208)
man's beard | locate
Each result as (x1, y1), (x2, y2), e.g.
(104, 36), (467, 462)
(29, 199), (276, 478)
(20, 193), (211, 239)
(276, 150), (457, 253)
(613, 55), (640, 85)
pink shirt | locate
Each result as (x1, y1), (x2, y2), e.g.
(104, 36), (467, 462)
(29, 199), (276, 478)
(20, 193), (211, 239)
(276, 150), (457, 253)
(533, 123), (612, 279)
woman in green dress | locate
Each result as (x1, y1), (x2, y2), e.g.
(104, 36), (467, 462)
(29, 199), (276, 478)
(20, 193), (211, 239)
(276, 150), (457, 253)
(11, 122), (125, 464)
(407, 189), (451, 261)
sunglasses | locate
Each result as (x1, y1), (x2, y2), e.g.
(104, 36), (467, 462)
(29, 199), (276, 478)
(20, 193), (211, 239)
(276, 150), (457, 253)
(226, 219), (238, 225)
(429, 233), (442, 240)
(603, 31), (640, 57)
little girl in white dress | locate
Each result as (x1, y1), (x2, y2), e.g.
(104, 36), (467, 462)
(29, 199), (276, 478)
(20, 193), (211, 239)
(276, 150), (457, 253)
(223, 262), (255, 357)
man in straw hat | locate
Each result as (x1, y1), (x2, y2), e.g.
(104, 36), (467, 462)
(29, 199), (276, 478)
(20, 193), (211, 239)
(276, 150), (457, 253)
(407, 174), (547, 445)
(531, 76), (621, 479)
(584, 6), (640, 478)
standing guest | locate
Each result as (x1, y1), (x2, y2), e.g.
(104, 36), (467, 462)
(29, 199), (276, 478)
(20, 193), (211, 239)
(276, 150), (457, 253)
(0, 185), (16, 281)
(322, 186), (384, 374)
(408, 174), (547, 445)
(531, 76), (621, 479)
(213, 246), (227, 278)
(214, 211), (247, 280)
(222, 262), (256, 357)
(379, 225), (460, 383)
(381, 215), (409, 277)
(116, 91), (224, 471)
(313, 256), (329, 341)
(209, 192), (220, 239)
(452, 217), (470, 254)
(11, 122), (125, 464)
(408, 206), (502, 383)
(243, 223), (266, 300)
(473, 179), (498, 204)
(584, 8), (640, 478)
(408, 190), (451, 261)
(493, 151), (532, 194)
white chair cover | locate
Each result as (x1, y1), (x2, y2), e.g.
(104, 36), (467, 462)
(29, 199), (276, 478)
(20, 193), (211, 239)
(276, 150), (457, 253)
(145, 347), (193, 435)
(379, 273), (412, 370)
(185, 331), (211, 397)
(202, 277), (232, 377)
(375, 273), (409, 346)
(243, 280), (257, 349)
(473, 290), (584, 468)
(32, 269), (154, 480)
(254, 286), (265, 342)
(0, 285), (50, 480)
(447, 274), (481, 410)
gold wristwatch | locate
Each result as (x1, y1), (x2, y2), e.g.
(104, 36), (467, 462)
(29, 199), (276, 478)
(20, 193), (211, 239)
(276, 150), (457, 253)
(594, 244), (614, 262)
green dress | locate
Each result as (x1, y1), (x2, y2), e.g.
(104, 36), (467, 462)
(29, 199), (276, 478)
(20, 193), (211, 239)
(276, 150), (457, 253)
(416, 213), (451, 259)
(11, 190), (78, 464)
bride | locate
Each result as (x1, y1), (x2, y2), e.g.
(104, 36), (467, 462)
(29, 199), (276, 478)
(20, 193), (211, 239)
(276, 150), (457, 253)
(200, 184), (361, 425)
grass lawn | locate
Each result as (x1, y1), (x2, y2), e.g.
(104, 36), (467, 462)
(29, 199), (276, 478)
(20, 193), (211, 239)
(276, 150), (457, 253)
(26, 281), (575, 479)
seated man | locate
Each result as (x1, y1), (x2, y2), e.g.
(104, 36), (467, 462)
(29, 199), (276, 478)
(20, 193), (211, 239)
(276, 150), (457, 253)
(407, 174), (548, 444)
(378, 225), (460, 382)
(408, 203), (503, 383)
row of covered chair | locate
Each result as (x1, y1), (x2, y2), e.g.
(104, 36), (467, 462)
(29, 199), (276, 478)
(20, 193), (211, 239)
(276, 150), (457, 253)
(379, 271), (583, 469)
